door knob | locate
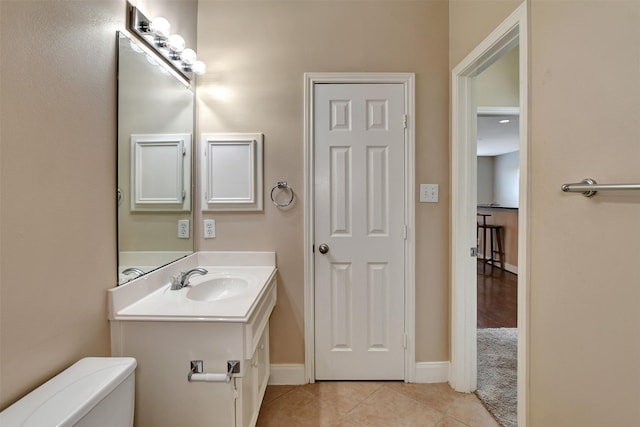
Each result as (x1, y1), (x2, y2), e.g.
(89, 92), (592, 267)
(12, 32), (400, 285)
(318, 243), (330, 254)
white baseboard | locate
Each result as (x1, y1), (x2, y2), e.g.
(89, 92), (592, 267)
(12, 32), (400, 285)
(478, 255), (518, 276)
(268, 364), (306, 385)
(413, 362), (450, 383)
(269, 362), (449, 384)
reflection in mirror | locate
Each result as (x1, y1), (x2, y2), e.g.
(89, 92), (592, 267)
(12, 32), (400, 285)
(117, 31), (194, 285)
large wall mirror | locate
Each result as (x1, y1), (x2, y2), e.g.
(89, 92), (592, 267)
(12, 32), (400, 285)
(117, 31), (195, 285)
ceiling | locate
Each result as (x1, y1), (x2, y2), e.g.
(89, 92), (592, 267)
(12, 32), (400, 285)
(477, 114), (520, 156)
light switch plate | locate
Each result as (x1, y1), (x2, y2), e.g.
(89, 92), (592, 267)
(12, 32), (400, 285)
(203, 219), (216, 238)
(420, 184), (439, 203)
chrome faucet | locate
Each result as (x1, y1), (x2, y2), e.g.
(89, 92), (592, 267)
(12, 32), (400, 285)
(122, 267), (145, 278)
(170, 268), (208, 290)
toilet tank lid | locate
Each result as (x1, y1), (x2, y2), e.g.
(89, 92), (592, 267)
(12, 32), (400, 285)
(0, 357), (136, 427)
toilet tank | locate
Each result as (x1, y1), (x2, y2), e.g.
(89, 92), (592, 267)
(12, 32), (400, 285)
(0, 357), (137, 427)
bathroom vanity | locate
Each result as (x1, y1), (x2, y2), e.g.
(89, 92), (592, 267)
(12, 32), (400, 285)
(108, 252), (276, 427)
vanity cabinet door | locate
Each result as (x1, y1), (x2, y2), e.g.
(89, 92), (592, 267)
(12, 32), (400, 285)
(237, 361), (255, 427)
(112, 321), (238, 427)
(256, 325), (270, 401)
(238, 323), (269, 427)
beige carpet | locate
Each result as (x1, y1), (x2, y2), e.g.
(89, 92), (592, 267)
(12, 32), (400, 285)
(477, 328), (517, 427)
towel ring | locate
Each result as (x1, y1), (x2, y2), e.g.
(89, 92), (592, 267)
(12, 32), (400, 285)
(270, 182), (294, 208)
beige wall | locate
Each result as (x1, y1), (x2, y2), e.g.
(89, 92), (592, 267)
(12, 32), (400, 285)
(0, 0), (124, 409)
(196, 1), (450, 364)
(0, 0), (198, 410)
(449, 0), (522, 69)
(475, 45), (519, 107)
(529, 0), (640, 424)
(3, 0), (638, 423)
(451, 0), (640, 424)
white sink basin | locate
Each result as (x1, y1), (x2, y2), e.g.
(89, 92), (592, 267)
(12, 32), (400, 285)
(110, 254), (277, 321)
(186, 277), (250, 301)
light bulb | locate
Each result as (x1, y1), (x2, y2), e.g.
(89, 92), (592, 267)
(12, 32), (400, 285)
(151, 17), (171, 38)
(167, 34), (185, 53)
(181, 48), (197, 65)
(191, 60), (206, 75)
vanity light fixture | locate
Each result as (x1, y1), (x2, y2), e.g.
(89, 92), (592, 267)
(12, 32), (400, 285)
(150, 17), (171, 39)
(181, 48), (197, 66)
(128, 3), (206, 80)
(167, 34), (186, 59)
(191, 60), (207, 75)
(499, 119), (510, 124)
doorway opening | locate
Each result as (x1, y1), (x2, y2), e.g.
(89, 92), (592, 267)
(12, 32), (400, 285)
(450, 4), (528, 426)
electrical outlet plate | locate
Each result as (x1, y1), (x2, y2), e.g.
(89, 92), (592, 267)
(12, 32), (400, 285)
(178, 219), (190, 238)
(203, 219), (216, 238)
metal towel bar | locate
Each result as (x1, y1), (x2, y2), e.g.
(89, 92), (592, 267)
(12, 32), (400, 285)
(188, 360), (240, 383)
(561, 178), (640, 197)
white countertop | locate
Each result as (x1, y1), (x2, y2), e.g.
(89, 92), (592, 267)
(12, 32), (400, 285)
(108, 252), (277, 322)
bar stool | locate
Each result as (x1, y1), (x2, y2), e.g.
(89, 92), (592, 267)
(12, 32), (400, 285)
(477, 213), (505, 270)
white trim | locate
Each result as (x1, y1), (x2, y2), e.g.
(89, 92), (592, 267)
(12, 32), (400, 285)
(268, 364), (306, 385)
(129, 133), (192, 212)
(450, 3), (528, 426)
(505, 263), (518, 275)
(478, 263), (518, 275)
(477, 106), (520, 116)
(268, 362), (449, 386)
(516, 6), (530, 426)
(413, 362), (450, 384)
(303, 72), (416, 384)
(200, 133), (264, 212)
(451, 68), (478, 392)
(477, 256), (519, 275)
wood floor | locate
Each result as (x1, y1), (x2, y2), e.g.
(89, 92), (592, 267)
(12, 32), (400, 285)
(477, 262), (518, 328)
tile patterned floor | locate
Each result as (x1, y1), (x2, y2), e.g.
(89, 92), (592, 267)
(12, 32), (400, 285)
(257, 382), (500, 427)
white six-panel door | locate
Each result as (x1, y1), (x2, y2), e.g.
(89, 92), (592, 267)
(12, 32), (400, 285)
(314, 83), (406, 379)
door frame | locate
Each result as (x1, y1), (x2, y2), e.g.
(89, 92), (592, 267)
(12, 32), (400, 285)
(450, 3), (529, 426)
(303, 73), (416, 383)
